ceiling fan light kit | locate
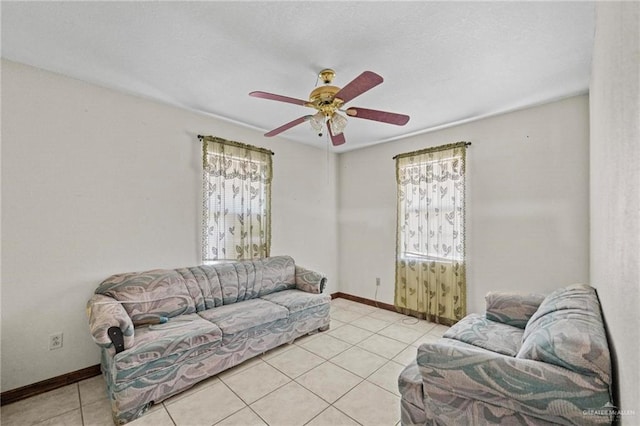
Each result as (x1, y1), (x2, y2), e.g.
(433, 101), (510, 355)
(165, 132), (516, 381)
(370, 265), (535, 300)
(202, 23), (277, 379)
(249, 68), (410, 146)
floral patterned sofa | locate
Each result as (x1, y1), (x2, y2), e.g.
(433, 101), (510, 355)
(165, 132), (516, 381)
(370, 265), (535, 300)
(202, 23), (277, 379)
(399, 284), (613, 425)
(86, 256), (329, 424)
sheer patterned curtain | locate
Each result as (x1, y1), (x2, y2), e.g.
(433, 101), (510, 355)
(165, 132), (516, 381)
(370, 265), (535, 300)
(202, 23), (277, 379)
(201, 136), (273, 261)
(395, 142), (468, 325)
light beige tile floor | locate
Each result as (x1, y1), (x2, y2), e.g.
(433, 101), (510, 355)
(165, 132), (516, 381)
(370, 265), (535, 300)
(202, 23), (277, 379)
(1, 299), (449, 426)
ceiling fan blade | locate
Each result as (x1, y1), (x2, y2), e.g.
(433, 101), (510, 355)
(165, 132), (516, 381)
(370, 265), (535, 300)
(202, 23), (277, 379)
(264, 115), (311, 137)
(328, 123), (346, 146)
(346, 107), (410, 126)
(334, 71), (383, 104)
(250, 91), (309, 107)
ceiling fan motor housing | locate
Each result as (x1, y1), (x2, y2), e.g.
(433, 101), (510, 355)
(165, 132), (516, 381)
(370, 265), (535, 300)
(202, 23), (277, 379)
(309, 85), (344, 116)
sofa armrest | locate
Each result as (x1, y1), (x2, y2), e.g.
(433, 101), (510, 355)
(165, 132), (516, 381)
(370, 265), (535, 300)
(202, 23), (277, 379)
(86, 294), (134, 354)
(294, 265), (326, 294)
(485, 292), (545, 328)
(416, 342), (612, 424)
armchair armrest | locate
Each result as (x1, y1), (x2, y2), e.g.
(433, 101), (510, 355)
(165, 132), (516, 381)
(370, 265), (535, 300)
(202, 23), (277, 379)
(417, 342), (612, 425)
(86, 294), (134, 354)
(485, 292), (545, 328)
(294, 265), (326, 294)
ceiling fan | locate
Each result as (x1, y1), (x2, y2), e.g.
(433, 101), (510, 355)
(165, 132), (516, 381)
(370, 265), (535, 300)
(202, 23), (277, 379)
(249, 69), (410, 146)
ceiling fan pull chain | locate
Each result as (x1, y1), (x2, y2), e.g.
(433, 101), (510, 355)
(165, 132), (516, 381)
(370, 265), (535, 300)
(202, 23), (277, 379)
(326, 130), (331, 183)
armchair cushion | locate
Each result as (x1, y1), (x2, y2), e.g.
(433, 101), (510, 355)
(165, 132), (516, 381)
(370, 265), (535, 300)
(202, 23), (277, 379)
(443, 313), (524, 356)
(485, 291), (545, 329)
(518, 284), (611, 384)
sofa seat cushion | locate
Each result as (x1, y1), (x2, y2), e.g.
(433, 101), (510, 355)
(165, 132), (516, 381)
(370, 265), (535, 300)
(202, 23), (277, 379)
(198, 298), (289, 336)
(518, 285), (610, 383)
(259, 289), (331, 314)
(114, 313), (222, 381)
(443, 314), (524, 357)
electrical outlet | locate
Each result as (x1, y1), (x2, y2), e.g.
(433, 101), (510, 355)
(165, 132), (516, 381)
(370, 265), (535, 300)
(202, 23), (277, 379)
(376, 277), (381, 287)
(49, 333), (63, 350)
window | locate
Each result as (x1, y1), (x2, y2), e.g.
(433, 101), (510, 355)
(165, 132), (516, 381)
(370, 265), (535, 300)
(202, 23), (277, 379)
(394, 142), (468, 323)
(200, 136), (272, 261)
(398, 155), (464, 262)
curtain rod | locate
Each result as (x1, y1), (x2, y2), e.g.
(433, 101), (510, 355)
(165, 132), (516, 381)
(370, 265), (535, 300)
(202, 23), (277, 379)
(392, 141), (471, 160)
(198, 134), (274, 156)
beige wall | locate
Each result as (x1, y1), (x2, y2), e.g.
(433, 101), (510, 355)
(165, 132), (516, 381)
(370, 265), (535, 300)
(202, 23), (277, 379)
(338, 95), (590, 315)
(0, 59), (338, 391)
(590, 2), (640, 418)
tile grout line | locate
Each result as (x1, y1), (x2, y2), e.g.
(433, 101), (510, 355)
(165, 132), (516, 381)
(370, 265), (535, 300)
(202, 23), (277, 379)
(213, 378), (277, 425)
(223, 335), (373, 425)
(219, 362), (294, 406)
(290, 331), (402, 422)
(327, 304), (409, 423)
(245, 405), (269, 426)
(297, 336), (354, 361)
(161, 402), (178, 426)
(23, 383), (85, 426)
(303, 403), (364, 426)
(77, 383), (86, 426)
(177, 335), (397, 426)
(293, 359), (365, 406)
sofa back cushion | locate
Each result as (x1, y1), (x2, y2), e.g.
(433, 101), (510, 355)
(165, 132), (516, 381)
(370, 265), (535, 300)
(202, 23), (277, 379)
(517, 284), (611, 384)
(254, 256), (296, 297)
(96, 269), (197, 321)
(176, 256), (296, 310)
(175, 266), (224, 311)
(98, 256), (296, 317)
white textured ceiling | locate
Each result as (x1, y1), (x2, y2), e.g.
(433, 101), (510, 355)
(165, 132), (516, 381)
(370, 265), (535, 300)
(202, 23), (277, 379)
(1, 1), (595, 152)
